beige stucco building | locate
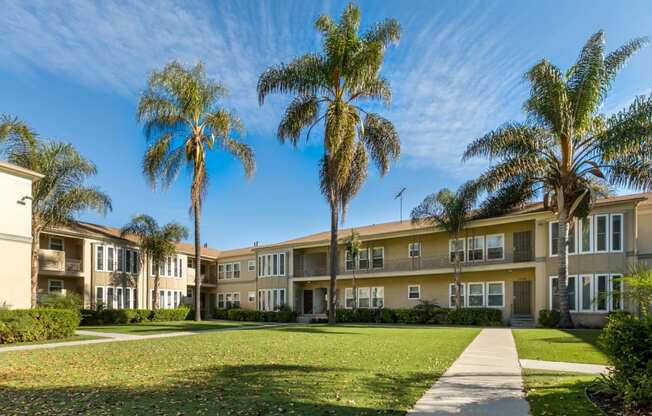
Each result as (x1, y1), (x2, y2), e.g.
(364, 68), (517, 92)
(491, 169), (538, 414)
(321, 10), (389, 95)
(0, 162), (43, 309)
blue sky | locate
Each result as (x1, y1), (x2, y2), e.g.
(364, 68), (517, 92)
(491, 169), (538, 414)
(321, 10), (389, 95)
(1, 0), (651, 249)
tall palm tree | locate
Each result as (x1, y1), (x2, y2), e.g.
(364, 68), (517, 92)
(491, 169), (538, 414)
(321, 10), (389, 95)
(462, 31), (652, 327)
(411, 182), (478, 309)
(138, 61), (255, 321)
(258, 3), (401, 323)
(0, 115), (36, 150)
(3, 134), (111, 307)
(121, 215), (188, 309)
(345, 229), (362, 310)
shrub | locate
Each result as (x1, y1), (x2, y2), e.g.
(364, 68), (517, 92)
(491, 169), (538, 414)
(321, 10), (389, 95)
(38, 293), (83, 311)
(336, 307), (502, 325)
(538, 309), (560, 328)
(214, 308), (229, 320)
(151, 307), (191, 322)
(228, 309), (262, 322)
(133, 309), (153, 323)
(0, 308), (80, 344)
(449, 308), (502, 325)
(596, 312), (652, 412)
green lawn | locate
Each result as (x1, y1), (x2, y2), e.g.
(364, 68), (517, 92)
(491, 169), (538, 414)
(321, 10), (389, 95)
(0, 325), (479, 415)
(523, 370), (599, 416)
(512, 329), (609, 365)
(0, 334), (102, 348)
(80, 319), (260, 335)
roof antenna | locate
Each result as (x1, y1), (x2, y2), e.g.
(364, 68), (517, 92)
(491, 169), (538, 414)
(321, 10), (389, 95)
(394, 187), (407, 223)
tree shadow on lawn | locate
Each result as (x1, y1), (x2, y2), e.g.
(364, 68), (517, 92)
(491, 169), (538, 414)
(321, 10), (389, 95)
(82, 322), (249, 334)
(539, 330), (604, 348)
(0, 363), (436, 415)
(272, 326), (364, 335)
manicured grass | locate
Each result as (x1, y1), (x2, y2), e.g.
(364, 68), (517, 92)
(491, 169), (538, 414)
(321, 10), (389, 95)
(80, 319), (259, 335)
(523, 369), (599, 416)
(512, 329), (609, 365)
(0, 334), (102, 348)
(0, 325), (479, 415)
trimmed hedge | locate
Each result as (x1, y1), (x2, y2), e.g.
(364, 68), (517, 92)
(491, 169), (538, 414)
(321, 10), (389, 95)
(0, 308), (80, 344)
(80, 307), (190, 325)
(336, 307), (503, 325)
(216, 307), (297, 323)
(597, 312), (652, 412)
(538, 309), (561, 328)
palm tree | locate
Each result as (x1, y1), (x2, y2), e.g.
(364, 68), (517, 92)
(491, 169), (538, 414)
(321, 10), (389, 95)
(411, 182), (478, 309)
(462, 31), (652, 327)
(137, 61), (255, 321)
(121, 215), (188, 309)
(345, 229), (362, 310)
(0, 115), (36, 150)
(4, 135), (111, 307)
(257, 3), (401, 323)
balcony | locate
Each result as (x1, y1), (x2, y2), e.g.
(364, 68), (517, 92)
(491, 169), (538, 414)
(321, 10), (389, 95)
(38, 249), (83, 274)
(293, 251), (534, 278)
(186, 267), (217, 286)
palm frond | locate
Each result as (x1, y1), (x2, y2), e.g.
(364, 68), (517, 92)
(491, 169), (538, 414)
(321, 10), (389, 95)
(462, 122), (547, 161)
(277, 95), (320, 145)
(221, 137), (255, 178)
(524, 59), (570, 135)
(604, 37), (649, 84)
(364, 18), (401, 47)
(257, 54), (327, 105)
(361, 113), (400, 175)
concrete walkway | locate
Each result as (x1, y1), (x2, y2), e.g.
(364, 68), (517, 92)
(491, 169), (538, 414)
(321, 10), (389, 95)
(409, 328), (530, 416)
(0, 323), (283, 353)
(520, 359), (609, 374)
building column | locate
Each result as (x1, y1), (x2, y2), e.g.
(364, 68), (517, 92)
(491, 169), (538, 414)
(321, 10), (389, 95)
(533, 219), (549, 318)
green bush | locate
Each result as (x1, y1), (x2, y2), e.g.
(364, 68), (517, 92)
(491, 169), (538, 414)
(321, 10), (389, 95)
(223, 307), (296, 323)
(228, 309), (262, 321)
(449, 308), (502, 325)
(214, 308), (229, 320)
(597, 312), (652, 412)
(151, 306), (191, 322)
(336, 306), (502, 325)
(538, 309), (561, 328)
(0, 308), (80, 344)
(80, 307), (188, 325)
(38, 293), (82, 311)
(133, 309), (153, 323)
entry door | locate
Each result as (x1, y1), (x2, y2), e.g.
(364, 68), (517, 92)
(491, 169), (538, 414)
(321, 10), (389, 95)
(513, 281), (531, 315)
(303, 290), (313, 314)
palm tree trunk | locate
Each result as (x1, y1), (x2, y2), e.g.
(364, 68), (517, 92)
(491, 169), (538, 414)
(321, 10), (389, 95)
(30, 226), (40, 308)
(328, 202), (338, 324)
(557, 207), (574, 328)
(194, 204), (202, 321)
(153, 268), (160, 310)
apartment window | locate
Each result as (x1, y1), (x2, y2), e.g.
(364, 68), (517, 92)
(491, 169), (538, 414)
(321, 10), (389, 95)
(487, 282), (505, 307)
(611, 214), (623, 252)
(117, 248), (124, 272)
(96, 245), (105, 271)
(486, 234), (504, 260)
(358, 287), (370, 308)
(248, 260), (256, 271)
(179, 258), (183, 278)
(550, 276), (577, 311)
(344, 288), (355, 309)
(106, 287), (114, 309)
(49, 237), (64, 251)
(233, 293), (240, 308)
(468, 283), (484, 307)
(371, 287), (384, 308)
(449, 239), (465, 262)
(408, 242), (421, 258)
(611, 274), (624, 311)
(258, 253), (287, 277)
(133, 288), (138, 308)
(359, 249), (369, 269)
(345, 250), (355, 271)
(186, 287), (193, 299)
(279, 253), (285, 275)
(218, 264), (225, 279)
(248, 291), (256, 302)
(549, 222), (559, 256)
(580, 275), (594, 312)
(116, 287), (123, 309)
(167, 290), (172, 309)
(449, 283), (466, 307)
(125, 249), (131, 273)
(467, 236), (484, 262)
(158, 290), (165, 309)
(174, 257), (178, 277)
(372, 248), (384, 269)
(408, 285), (421, 300)
(233, 263), (240, 278)
(595, 274), (609, 312)
(173, 291), (179, 308)
(95, 286), (104, 307)
(225, 263), (233, 279)
(568, 221), (577, 254)
(217, 293), (225, 309)
(595, 214), (609, 252)
(106, 247), (114, 271)
(579, 216), (593, 253)
(125, 287), (132, 309)
(48, 279), (63, 294)
(167, 257), (172, 276)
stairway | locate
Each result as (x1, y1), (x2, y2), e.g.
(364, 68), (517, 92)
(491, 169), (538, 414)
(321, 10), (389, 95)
(510, 315), (536, 328)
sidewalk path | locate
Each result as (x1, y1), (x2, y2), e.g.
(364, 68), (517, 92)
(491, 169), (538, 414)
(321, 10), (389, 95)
(408, 328), (530, 416)
(0, 323), (283, 354)
(520, 359), (609, 374)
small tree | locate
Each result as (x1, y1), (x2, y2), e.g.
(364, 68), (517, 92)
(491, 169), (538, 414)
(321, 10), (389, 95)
(345, 229), (362, 310)
(121, 215), (188, 309)
(411, 182), (478, 309)
(618, 263), (652, 318)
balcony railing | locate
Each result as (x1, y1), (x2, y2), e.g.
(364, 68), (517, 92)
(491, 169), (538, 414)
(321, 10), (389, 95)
(186, 268), (217, 285)
(38, 249), (83, 273)
(293, 251), (534, 278)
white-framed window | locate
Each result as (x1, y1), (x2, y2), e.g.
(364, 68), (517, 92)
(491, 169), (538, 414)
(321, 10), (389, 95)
(371, 287), (384, 308)
(125, 287), (132, 309)
(248, 260), (256, 271)
(595, 273), (609, 312)
(107, 246), (114, 272)
(408, 242), (421, 258)
(345, 250), (355, 271)
(257, 288), (285, 311)
(95, 286), (104, 306)
(116, 287), (123, 309)
(48, 279), (64, 294)
(568, 220), (577, 254)
(595, 214), (609, 253)
(467, 282), (484, 307)
(117, 248), (124, 272)
(225, 263), (233, 279)
(549, 221), (559, 256)
(174, 257), (178, 277)
(358, 287), (370, 308)
(467, 236), (484, 262)
(486, 234), (504, 260)
(233, 263), (240, 278)
(449, 239), (465, 263)
(96, 245), (105, 271)
(549, 275), (577, 312)
(610, 274), (624, 311)
(125, 249), (132, 274)
(48, 236), (64, 251)
(248, 291), (256, 302)
(258, 253), (287, 277)
(580, 274), (593, 312)
(449, 283), (466, 307)
(407, 285), (421, 300)
(372, 247), (384, 269)
(486, 281), (505, 307)
(218, 264), (225, 279)
(359, 248), (370, 269)
(217, 293), (225, 309)
(579, 216), (593, 253)
(610, 213), (623, 252)
(106, 287), (114, 309)
(344, 288), (355, 309)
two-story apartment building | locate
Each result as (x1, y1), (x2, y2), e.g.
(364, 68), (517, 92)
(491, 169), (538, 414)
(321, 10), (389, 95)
(29, 191), (652, 327)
